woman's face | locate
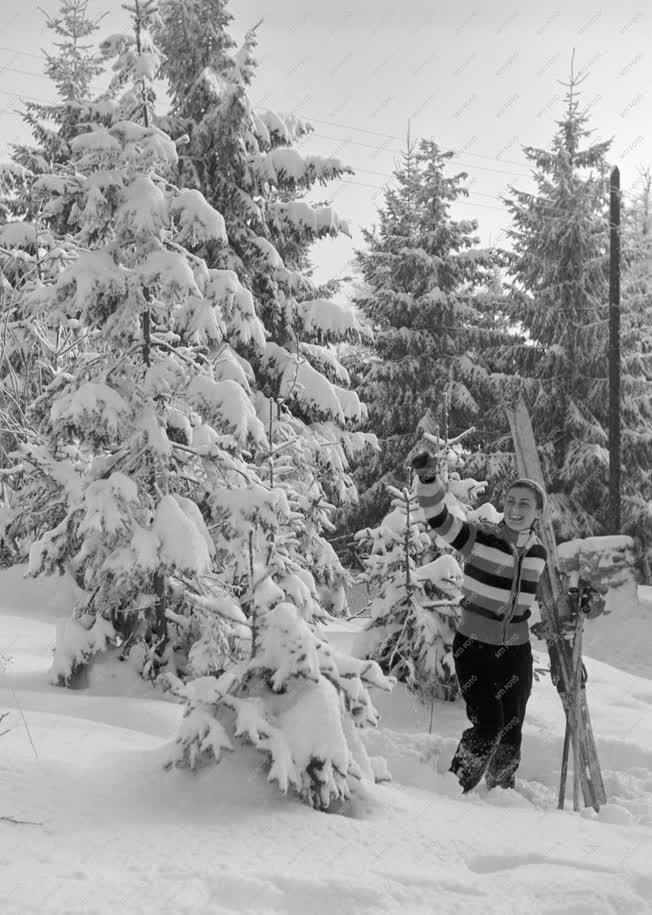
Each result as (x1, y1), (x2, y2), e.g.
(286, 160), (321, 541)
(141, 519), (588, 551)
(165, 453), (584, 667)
(503, 486), (541, 532)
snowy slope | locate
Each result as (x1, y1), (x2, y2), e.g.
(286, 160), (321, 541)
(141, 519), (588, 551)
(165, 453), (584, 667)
(579, 583), (652, 680)
(2, 569), (652, 914)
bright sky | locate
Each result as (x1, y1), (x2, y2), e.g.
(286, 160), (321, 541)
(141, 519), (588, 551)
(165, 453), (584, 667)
(0, 0), (650, 281)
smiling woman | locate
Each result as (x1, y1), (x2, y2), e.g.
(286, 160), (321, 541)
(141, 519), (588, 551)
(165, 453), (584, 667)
(504, 479), (547, 532)
(411, 450), (548, 794)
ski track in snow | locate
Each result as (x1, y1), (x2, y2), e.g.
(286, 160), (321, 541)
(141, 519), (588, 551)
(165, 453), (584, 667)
(1, 574), (652, 914)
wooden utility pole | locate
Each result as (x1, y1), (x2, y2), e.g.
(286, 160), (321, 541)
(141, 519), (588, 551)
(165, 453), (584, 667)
(608, 167), (621, 532)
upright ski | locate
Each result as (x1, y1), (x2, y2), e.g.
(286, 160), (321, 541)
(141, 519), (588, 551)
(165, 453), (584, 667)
(505, 395), (606, 811)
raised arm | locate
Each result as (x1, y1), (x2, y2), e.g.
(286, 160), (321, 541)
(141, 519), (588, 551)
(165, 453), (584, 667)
(415, 476), (478, 558)
(411, 452), (478, 558)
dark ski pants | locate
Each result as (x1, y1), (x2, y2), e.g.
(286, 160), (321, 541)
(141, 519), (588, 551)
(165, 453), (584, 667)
(450, 632), (533, 791)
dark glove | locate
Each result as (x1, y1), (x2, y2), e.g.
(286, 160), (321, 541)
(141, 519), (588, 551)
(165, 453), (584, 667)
(531, 616), (579, 644)
(568, 582), (606, 620)
(530, 620), (549, 641)
(580, 586), (606, 620)
(410, 450), (439, 483)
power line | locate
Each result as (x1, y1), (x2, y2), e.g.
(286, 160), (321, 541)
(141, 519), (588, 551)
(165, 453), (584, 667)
(0, 87), (535, 180)
(326, 175), (506, 212)
(0, 66), (52, 80)
(311, 132), (534, 177)
(0, 88), (53, 103)
(0, 66), (536, 177)
(299, 114), (533, 170)
(328, 173), (640, 223)
(2, 53), (645, 181)
(349, 165), (537, 204)
(0, 46), (43, 61)
(0, 64), (632, 190)
(0, 76), (642, 219)
(328, 159), (636, 206)
(335, 177), (507, 211)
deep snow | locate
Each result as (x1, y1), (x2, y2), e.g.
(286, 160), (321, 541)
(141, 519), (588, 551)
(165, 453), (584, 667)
(2, 566), (652, 915)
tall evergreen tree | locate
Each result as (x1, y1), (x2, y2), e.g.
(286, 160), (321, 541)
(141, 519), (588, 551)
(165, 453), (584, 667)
(140, 2), (396, 806)
(12, 0), (107, 178)
(348, 139), (506, 530)
(0, 6), (396, 810)
(620, 171), (652, 571)
(483, 72), (619, 540)
(154, 0), (368, 610)
(0, 2), (109, 475)
(2, 0), (253, 683)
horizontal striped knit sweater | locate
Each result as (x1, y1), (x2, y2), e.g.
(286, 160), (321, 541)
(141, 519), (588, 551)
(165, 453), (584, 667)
(417, 477), (547, 647)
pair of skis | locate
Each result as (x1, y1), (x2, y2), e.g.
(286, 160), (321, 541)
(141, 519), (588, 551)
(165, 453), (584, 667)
(505, 396), (606, 812)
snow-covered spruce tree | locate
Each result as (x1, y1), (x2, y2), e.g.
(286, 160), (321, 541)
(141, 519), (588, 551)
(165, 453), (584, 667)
(348, 138), (508, 532)
(163, 335), (395, 810)
(0, 219), (64, 476)
(3, 0), (264, 684)
(352, 482), (460, 702)
(11, 0), (108, 193)
(0, 164), (32, 224)
(153, 0), (369, 610)
(619, 171), (652, 571)
(168, 536), (394, 811)
(137, 4), (397, 807)
(353, 429), (494, 702)
(155, 1), (340, 278)
(480, 71), (635, 540)
(0, 1), (108, 477)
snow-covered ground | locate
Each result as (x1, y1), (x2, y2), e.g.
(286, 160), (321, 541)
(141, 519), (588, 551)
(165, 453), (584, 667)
(2, 567), (652, 915)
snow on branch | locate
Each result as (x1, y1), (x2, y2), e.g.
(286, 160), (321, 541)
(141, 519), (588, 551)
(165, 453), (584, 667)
(205, 269), (266, 352)
(263, 342), (364, 424)
(0, 221), (56, 250)
(137, 249), (200, 297)
(50, 615), (117, 686)
(170, 189), (227, 246)
(294, 297), (370, 343)
(252, 148), (352, 189)
(268, 201), (351, 239)
(299, 343), (350, 386)
(50, 381), (130, 439)
(173, 294), (226, 347)
(186, 376), (267, 447)
(115, 175), (169, 239)
(151, 495), (212, 577)
(254, 109), (297, 145)
(55, 250), (128, 314)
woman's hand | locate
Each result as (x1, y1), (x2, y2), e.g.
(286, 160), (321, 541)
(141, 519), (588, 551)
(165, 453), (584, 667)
(410, 450), (440, 482)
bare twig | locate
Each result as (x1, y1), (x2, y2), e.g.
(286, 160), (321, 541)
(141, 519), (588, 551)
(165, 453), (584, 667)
(423, 425), (476, 448)
(0, 816), (43, 826)
(0, 710), (11, 737)
(276, 331), (304, 409)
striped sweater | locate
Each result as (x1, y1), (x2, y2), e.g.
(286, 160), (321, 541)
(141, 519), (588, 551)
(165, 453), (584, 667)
(417, 477), (547, 646)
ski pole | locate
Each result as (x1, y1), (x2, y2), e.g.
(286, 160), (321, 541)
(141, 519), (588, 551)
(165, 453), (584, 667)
(571, 613), (585, 810)
(558, 715), (571, 809)
(558, 585), (584, 810)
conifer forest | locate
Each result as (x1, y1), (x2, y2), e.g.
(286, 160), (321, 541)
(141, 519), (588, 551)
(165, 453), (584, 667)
(1, 3), (652, 912)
